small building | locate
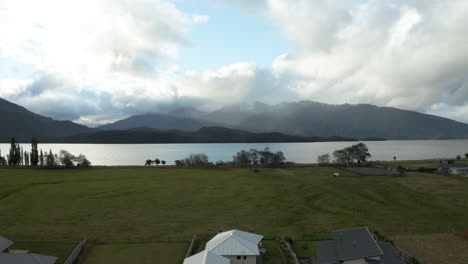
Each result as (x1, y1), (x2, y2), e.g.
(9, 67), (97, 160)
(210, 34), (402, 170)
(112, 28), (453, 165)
(316, 227), (405, 264)
(184, 230), (263, 264)
(437, 163), (468, 176)
(0, 236), (57, 264)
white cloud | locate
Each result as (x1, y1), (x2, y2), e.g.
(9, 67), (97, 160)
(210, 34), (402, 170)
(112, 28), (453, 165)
(192, 14), (210, 24)
(2, 0), (468, 125)
(265, 0), (468, 121)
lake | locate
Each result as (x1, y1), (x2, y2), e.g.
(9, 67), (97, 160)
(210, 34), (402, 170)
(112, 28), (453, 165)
(1, 140), (468, 166)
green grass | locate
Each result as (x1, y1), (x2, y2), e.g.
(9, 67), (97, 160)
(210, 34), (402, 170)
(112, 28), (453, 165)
(292, 241), (318, 258)
(262, 240), (285, 264)
(82, 242), (188, 264)
(1, 167), (468, 262)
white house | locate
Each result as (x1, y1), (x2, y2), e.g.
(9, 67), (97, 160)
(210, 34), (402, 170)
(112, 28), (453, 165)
(184, 230), (263, 264)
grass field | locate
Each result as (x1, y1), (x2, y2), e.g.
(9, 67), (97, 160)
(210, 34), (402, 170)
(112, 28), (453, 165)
(390, 233), (468, 264)
(1, 166), (467, 263)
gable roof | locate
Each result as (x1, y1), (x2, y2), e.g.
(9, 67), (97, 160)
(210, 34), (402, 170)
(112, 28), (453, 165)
(206, 230), (263, 256)
(316, 241), (339, 264)
(376, 242), (406, 264)
(0, 236), (13, 252)
(332, 227), (383, 261)
(0, 253), (58, 264)
(183, 250), (230, 264)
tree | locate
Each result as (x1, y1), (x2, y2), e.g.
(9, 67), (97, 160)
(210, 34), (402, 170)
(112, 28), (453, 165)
(59, 150), (75, 168)
(46, 149), (56, 167)
(333, 143), (371, 164)
(465, 153), (468, 159)
(456, 155), (461, 160)
(161, 160), (166, 165)
(145, 159), (153, 166)
(179, 153), (210, 166)
(154, 158), (161, 166)
(317, 154), (331, 164)
(8, 137), (20, 166)
(0, 149), (6, 166)
(76, 154), (91, 167)
(232, 150), (250, 167)
(40, 150), (44, 166)
(31, 138), (39, 166)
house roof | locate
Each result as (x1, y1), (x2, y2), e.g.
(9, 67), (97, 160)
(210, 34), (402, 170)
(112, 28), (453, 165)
(183, 250), (230, 264)
(0, 253), (58, 264)
(440, 163), (468, 169)
(0, 236), (14, 252)
(206, 230), (263, 256)
(376, 242), (406, 264)
(331, 227), (383, 261)
(316, 241), (339, 264)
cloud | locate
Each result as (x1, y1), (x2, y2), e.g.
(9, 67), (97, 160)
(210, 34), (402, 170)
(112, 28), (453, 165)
(2, 0), (468, 125)
(264, 0), (468, 121)
(192, 15), (210, 24)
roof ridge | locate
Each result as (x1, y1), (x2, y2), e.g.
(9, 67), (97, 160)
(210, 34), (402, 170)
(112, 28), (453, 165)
(232, 236), (258, 254)
(365, 227), (384, 256)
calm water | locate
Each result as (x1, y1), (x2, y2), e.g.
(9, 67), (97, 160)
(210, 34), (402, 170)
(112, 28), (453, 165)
(1, 140), (468, 166)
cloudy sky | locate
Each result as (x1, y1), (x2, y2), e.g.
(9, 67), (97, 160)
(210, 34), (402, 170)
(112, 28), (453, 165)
(1, 0), (468, 126)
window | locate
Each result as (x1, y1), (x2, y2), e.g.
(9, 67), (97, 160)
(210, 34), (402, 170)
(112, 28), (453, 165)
(237, 256), (241, 260)
(243, 256), (247, 259)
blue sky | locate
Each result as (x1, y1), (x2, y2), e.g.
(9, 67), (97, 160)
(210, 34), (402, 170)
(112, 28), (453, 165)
(177, 0), (289, 71)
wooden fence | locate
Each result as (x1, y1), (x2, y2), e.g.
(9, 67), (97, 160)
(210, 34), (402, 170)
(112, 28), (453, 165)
(64, 239), (87, 264)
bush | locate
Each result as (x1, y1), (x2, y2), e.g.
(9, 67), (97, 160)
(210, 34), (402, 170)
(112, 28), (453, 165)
(233, 148), (286, 167)
(177, 153), (211, 166)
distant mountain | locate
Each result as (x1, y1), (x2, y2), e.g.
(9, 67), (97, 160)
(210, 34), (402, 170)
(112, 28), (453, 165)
(0, 98), (93, 142)
(167, 101), (468, 140)
(98, 113), (220, 131)
(47, 126), (357, 144)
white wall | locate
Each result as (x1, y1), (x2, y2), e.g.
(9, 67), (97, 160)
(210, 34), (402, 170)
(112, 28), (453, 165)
(224, 255), (256, 264)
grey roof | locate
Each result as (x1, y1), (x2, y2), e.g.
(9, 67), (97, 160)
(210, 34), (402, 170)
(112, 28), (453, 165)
(377, 242), (405, 264)
(439, 163), (468, 169)
(332, 227), (383, 261)
(316, 241), (339, 264)
(0, 236), (13, 252)
(0, 253), (58, 264)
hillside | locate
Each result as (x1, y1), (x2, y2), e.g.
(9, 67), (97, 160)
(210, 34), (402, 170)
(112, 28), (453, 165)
(48, 126), (357, 144)
(168, 101), (468, 139)
(98, 113), (220, 131)
(0, 98), (94, 142)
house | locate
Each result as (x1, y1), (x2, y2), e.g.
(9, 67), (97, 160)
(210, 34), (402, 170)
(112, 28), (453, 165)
(316, 227), (405, 264)
(0, 236), (57, 264)
(184, 230), (263, 264)
(437, 163), (468, 176)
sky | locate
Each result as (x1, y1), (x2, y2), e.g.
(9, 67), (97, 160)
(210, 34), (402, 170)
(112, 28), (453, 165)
(0, 0), (468, 126)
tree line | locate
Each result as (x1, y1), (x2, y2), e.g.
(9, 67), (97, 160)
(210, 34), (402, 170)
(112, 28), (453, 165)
(0, 137), (91, 168)
(317, 143), (371, 165)
(172, 148), (287, 167)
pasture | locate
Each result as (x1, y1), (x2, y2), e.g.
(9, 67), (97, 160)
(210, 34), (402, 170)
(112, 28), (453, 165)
(0, 166), (467, 263)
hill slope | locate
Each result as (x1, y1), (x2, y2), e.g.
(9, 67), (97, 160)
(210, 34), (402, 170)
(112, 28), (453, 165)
(49, 126), (357, 144)
(98, 113), (220, 131)
(166, 101), (468, 140)
(0, 98), (93, 141)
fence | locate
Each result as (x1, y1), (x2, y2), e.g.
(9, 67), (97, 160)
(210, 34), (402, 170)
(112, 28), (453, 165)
(63, 239), (87, 264)
(185, 235), (198, 259)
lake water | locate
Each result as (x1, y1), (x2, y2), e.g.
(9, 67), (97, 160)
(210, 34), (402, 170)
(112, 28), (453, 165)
(1, 140), (468, 166)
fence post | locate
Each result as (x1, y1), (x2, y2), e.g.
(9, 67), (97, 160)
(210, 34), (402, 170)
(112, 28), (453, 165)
(185, 235), (198, 259)
(64, 239), (87, 264)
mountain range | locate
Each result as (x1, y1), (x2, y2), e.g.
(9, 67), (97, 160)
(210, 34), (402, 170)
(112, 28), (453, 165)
(99, 101), (468, 140)
(2, 97), (468, 142)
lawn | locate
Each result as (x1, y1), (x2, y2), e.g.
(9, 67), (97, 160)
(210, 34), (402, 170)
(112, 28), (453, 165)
(80, 242), (188, 264)
(0, 166), (467, 263)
